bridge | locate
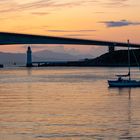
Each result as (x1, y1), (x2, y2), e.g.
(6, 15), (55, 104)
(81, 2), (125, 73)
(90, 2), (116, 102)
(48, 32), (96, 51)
(0, 32), (140, 67)
(0, 32), (140, 51)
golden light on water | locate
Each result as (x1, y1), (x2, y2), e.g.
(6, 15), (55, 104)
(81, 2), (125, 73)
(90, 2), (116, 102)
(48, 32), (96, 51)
(0, 68), (140, 139)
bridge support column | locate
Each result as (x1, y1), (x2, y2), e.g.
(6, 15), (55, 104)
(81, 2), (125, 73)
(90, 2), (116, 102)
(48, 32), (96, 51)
(108, 45), (115, 53)
(26, 46), (32, 67)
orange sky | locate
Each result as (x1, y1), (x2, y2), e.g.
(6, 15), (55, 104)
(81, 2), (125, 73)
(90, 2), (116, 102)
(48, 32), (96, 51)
(0, 0), (140, 53)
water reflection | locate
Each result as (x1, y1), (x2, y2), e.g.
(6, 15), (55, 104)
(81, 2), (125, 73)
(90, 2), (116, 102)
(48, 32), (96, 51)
(108, 88), (133, 139)
(27, 67), (32, 77)
(0, 67), (140, 140)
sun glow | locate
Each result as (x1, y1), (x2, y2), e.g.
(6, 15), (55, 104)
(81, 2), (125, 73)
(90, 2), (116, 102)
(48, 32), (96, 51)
(0, 0), (140, 52)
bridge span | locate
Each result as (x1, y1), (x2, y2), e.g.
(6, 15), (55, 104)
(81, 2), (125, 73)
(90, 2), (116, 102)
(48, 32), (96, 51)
(0, 32), (140, 53)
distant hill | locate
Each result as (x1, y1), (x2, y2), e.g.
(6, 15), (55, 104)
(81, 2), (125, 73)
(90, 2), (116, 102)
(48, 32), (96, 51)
(0, 52), (26, 65)
(0, 49), (93, 65)
(34, 49), (88, 61)
(1, 49), (139, 67)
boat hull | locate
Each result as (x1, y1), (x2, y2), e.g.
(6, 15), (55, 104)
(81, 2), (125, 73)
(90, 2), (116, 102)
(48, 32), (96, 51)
(108, 80), (140, 87)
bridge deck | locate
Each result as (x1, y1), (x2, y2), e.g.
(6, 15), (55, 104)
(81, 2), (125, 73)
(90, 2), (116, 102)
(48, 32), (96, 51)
(0, 32), (140, 48)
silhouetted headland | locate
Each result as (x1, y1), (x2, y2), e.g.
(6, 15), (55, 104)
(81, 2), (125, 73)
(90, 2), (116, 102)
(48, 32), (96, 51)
(38, 49), (140, 67)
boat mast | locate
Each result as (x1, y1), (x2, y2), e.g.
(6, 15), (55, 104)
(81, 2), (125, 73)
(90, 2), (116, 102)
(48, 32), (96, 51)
(128, 40), (131, 80)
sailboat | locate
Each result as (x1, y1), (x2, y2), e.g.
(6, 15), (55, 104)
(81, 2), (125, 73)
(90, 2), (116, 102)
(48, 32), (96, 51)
(108, 40), (140, 87)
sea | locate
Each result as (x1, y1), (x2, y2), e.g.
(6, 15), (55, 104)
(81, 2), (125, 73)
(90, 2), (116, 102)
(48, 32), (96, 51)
(0, 67), (140, 140)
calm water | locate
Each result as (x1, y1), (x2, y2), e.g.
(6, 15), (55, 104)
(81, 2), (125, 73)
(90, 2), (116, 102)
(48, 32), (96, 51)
(0, 67), (140, 140)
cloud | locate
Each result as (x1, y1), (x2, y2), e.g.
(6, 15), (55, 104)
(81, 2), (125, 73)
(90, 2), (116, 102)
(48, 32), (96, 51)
(47, 29), (96, 33)
(100, 20), (140, 27)
(63, 34), (94, 37)
(94, 12), (105, 14)
(0, 0), (54, 13)
(0, 0), (136, 15)
(31, 12), (50, 15)
(0, 0), (92, 14)
(47, 29), (96, 38)
(0, 0), (135, 16)
(103, 0), (130, 7)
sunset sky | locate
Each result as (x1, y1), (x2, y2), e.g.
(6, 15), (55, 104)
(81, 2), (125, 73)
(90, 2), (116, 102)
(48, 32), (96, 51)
(0, 0), (140, 54)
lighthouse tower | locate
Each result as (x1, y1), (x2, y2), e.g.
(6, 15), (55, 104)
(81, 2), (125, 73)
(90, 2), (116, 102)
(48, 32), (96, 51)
(26, 46), (32, 67)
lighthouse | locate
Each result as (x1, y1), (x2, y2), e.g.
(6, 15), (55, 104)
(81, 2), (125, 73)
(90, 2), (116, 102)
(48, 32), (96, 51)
(26, 46), (32, 67)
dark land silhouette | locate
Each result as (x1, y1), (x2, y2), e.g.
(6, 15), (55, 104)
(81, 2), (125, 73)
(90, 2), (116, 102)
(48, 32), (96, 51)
(39, 49), (140, 67)
(1, 49), (140, 67)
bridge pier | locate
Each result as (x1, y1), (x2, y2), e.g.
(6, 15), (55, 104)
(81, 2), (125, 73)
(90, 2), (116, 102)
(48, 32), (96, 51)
(108, 45), (115, 53)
